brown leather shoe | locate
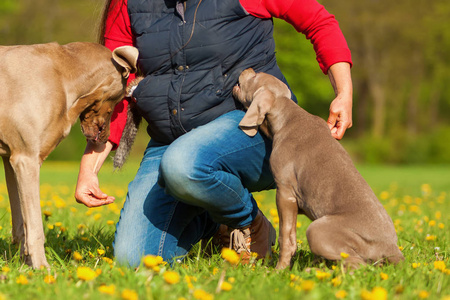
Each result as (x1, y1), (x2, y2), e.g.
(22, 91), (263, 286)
(229, 210), (276, 264)
(201, 224), (230, 256)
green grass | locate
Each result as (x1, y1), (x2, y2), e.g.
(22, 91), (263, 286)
(0, 161), (449, 299)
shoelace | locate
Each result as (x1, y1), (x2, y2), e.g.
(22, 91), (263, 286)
(229, 228), (251, 254)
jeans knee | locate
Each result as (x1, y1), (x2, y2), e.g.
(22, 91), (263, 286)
(113, 234), (142, 268)
(159, 147), (211, 203)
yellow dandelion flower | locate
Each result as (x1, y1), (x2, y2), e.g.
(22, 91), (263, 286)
(315, 270), (331, 280)
(16, 275), (28, 285)
(221, 281), (232, 291)
(335, 290), (347, 299)
(412, 262), (421, 269)
(434, 261), (446, 272)
(296, 221), (301, 228)
(99, 284), (116, 295)
(380, 191), (389, 200)
(152, 265), (161, 272)
(107, 220), (115, 225)
(435, 211), (442, 220)
(212, 267), (219, 275)
(418, 290), (429, 299)
(44, 275), (56, 284)
(70, 207), (78, 213)
(121, 289), (138, 300)
(438, 223), (445, 229)
(228, 277), (235, 283)
(73, 251), (83, 261)
(426, 235), (437, 241)
(163, 271), (180, 284)
(76, 266), (97, 281)
(54, 222), (62, 227)
(398, 246), (404, 251)
(193, 289), (214, 300)
(340, 252), (349, 259)
(421, 184), (431, 196)
(102, 257), (114, 265)
(380, 272), (389, 280)
(409, 205), (421, 213)
(269, 208), (278, 217)
(94, 213), (102, 220)
(97, 249), (106, 256)
(143, 255), (163, 268)
(1, 266), (10, 273)
(371, 287), (388, 300)
(47, 224), (54, 230)
(300, 280), (315, 292)
(221, 248), (240, 265)
(96, 269), (102, 276)
(360, 289), (372, 300)
(428, 220), (436, 227)
(43, 210), (52, 217)
(331, 277), (342, 287)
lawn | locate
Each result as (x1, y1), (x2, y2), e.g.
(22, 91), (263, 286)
(0, 161), (448, 300)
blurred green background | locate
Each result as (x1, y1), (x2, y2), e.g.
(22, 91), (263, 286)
(1, 0), (450, 164)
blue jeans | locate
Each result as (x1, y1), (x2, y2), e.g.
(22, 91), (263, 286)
(113, 110), (274, 267)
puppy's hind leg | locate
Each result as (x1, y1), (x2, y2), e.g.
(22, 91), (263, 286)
(8, 154), (49, 269)
(306, 216), (366, 269)
(2, 157), (24, 245)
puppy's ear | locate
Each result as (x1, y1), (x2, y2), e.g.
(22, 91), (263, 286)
(239, 89), (274, 136)
(112, 46), (139, 78)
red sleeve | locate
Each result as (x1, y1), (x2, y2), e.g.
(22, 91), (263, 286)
(104, 0), (136, 150)
(240, 0), (352, 74)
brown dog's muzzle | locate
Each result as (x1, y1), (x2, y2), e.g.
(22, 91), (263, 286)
(80, 102), (115, 144)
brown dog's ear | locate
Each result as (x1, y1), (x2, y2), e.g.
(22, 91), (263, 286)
(239, 89), (274, 136)
(112, 46), (139, 78)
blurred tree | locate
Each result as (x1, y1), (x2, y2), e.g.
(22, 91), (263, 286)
(273, 18), (335, 121)
(0, 0), (101, 45)
(321, 0), (450, 138)
(1, 0), (449, 163)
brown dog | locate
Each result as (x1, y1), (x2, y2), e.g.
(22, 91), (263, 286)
(233, 68), (404, 269)
(0, 42), (138, 268)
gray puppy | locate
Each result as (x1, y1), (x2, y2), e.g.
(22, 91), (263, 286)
(233, 68), (404, 269)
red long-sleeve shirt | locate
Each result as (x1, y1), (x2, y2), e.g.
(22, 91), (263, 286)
(105, 0), (352, 147)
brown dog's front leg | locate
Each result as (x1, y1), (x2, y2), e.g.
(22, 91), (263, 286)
(275, 188), (298, 269)
(9, 154), (49, 269)
(2, 157), (24, 245)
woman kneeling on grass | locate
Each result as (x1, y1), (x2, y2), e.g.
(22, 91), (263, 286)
(75, 0), (353, 268)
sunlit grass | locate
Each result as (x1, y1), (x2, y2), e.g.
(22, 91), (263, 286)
(0, 161), (448, 299)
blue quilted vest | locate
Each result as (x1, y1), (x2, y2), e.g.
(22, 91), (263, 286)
(128, 0), (296, 144)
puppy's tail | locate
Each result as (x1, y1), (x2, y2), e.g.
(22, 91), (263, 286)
(113, 77), (143, 169)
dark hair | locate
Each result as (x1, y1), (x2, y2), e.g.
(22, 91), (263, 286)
(98, 0), (124, 45)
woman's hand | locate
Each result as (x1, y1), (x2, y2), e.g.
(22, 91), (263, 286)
(75, 168), (115, 208)
(327, 62), (353, 140)
(75, 140), (115, 207)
